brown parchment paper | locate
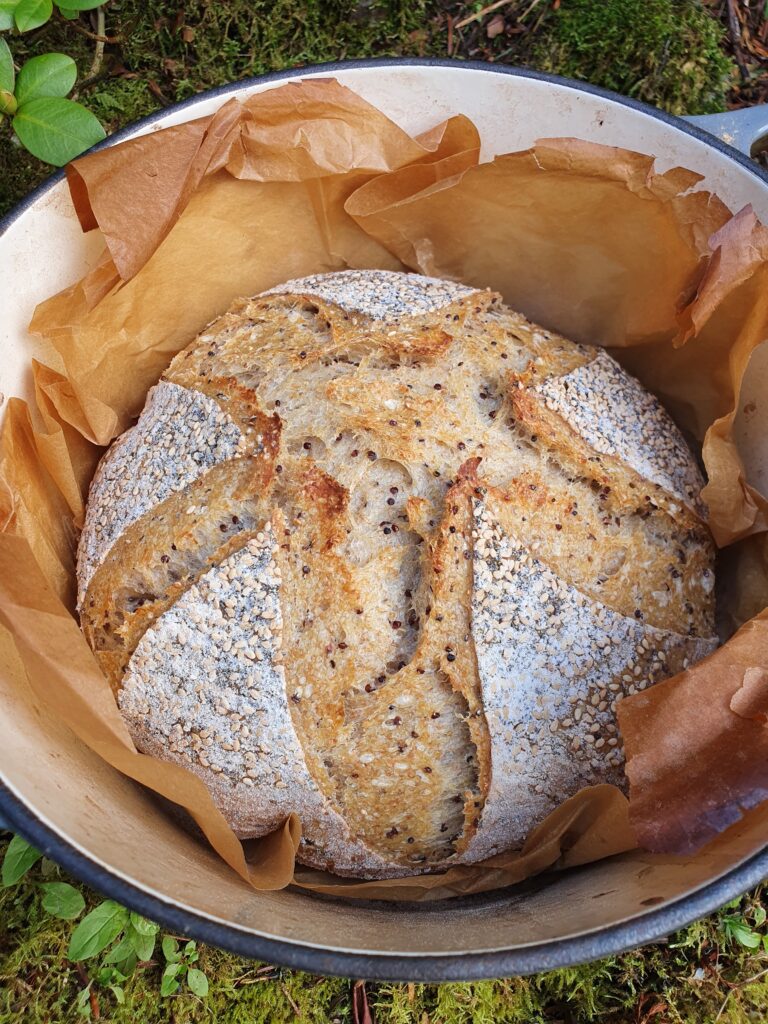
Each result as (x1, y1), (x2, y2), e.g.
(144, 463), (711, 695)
(2, 75), (768, 897)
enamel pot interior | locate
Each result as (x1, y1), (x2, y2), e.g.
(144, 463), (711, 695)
(2, 60), (768, 982)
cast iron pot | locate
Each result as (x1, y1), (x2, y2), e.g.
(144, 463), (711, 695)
(2, 60), (768, 983)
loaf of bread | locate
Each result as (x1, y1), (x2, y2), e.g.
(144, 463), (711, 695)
(77, 270), (717, 879)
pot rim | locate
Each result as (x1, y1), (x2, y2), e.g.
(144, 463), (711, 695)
(2, 57), (767, 982)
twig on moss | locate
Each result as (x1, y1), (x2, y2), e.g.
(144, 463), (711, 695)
(73, 963), (100, 1020)
(54, 11), (119, 43)
(88, 7), (106, 80)
(726, 0), (750, 80)
(519, 0), (545, 22)
(454, 0), (515, 31)
(714, 964), (768, 1021)
(280, 983), (301, 1016)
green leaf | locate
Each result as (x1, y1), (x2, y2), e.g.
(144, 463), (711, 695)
(0, 36), (14, 93)
(40, 857), (58, 877)
(14, 0), (52, 32)
(12, 96), (105, 165)
(120, 951), (137, 975)
(0, 0), (19, 30)
(127, 922), (155, 962)
(2, 834), (42, 886)
(75, 985), (92, 1019)
(129, 912), (159, 937)
(57, 6), (78, 16)
(110, 985), (125, 1005)
(0, 88), (17, 114)
(724, 917), (762, 949)
(103, 950), (137, 977)
(41, 881), (86, 920)
(162, 936), (180, 963)
(0, 13), (13, 29)
(102, 936), (134, 965)
(68, 900), (129, 961)
(56, 0), (103, 8)
(753, 905), (766, 928)
(102, 937), (142, 974)
(16, 53), (76, 105)
(160, 962), (183, 997)
(187, 968), (209, 998)
(97, 965), (127, 985)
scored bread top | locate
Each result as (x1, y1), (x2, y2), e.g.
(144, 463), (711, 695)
(78, 269), (717, 878)
(77, 382), (244, 601)
(513, 348), (706, 517)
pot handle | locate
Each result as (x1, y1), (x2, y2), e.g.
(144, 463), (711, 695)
(683, 104), (768, 158)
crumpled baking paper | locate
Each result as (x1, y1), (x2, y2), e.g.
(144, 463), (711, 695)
(2, 75), (767, 897)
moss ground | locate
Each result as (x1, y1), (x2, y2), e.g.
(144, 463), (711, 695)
(1, 2), (766, 1020)
(2, 833), (768, 1023)
(0, 0), (743, 216)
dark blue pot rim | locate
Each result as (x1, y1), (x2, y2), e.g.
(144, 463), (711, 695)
(2, 58), (767, 982)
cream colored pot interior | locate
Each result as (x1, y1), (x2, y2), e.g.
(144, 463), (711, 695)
(2, 64), (768, 967)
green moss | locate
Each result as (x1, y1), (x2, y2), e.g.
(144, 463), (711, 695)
(1, 839), (768, 1024)
(102, 0), (443, 114)
(0, 1), (743, 216)
(533, 0), (736, 115)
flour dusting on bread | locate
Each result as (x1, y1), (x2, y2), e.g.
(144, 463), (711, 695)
(77, 381), (247, 605)
(78, 270), (717, 879)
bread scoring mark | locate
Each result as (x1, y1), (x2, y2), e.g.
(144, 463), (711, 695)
(463, 495), (717, 861)
(261, 269), (478, 322)
(80, 270), (720, 878)
(119, 527), (405, 876)
(77, 381), (247, 607)
(533, 349), (705, 512)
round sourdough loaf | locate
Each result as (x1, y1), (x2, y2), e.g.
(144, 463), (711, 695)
(77, 270), (718, 879)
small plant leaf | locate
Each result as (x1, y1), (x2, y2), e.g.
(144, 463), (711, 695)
(724, 916), (762, 949)
(75, 984), (92, 1019)
(129, 912), (159, 936)
(16, 53), (76, 105)
(162, 935), (180, 963)
(102, 936), (134, 965)
(0, 88), (17, 115)
(56, 0), (105, 8)
(2, 834), (42, 886)
(68, 900), (129, 961)
(40, 857), (58, 877)
(14, 0), (52, 32)
(12, 96), (105, 165)
(127, 922), (155, 962)
(103, 949), (137, 977)
(57, 6), (79, 17)
(160, 962), (183, 997)
(0, 36), (14, 93)
(0, 2), (19, 32)
(97, 966), (127, 985)
(754, 905), (766, 927)
(187, 968), (209, 998)
(41, 881), (86, 920)
(110, 985), (125, 1005)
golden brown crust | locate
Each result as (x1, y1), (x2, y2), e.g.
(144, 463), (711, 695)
(78, 270), (717, 877)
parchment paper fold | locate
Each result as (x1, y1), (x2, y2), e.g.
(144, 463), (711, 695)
(2, 76), (768, 898)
